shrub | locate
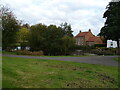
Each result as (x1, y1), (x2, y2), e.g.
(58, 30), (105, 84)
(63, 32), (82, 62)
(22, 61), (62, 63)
(75, 45), (95, 51)
(91, 48), (117, 55)
(16, 50), (44, 56)
(94, 44), (106, 47)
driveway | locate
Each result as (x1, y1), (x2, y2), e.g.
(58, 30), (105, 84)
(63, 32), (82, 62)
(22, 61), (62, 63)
(2, 54), (120, 67)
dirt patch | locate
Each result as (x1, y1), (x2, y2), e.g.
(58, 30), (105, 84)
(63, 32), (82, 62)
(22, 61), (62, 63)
(46, 64), (86, 71)
(96, 72), (116, 84)
(66, 82), (80, 88)
(65, 78), (91, 88)
(32, 61), (48, 65)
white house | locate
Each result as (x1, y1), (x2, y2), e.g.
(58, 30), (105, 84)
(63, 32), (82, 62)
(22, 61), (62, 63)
(107, 40), (117, 48)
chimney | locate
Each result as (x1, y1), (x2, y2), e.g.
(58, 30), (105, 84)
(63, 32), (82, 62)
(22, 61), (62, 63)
(79, 30), (81, 33)
(89, 29), (91, 32)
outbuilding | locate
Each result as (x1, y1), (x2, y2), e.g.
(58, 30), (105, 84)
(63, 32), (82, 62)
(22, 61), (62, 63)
(107, 40), (117, 48)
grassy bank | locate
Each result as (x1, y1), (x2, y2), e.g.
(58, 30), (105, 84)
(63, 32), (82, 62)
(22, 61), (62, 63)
(2, 56), (120, 88)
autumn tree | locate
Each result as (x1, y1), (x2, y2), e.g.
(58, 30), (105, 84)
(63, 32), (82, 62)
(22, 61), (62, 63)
(16, 27), (29, 50)
(0, 6), (20, 50)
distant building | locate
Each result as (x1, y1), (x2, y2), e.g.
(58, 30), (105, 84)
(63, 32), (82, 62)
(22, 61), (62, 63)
(74, 29), (103, 46)
(107, 40), (117, 48)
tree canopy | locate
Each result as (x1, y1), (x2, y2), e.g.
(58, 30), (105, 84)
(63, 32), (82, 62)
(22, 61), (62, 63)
(99, 1), (120, 47)
(59, 22), (73, 37)
(1, 6), (20, 50)
(16, 27), (29, 50)
(28, 24), (75, 55)
(1, 6), (75, 55)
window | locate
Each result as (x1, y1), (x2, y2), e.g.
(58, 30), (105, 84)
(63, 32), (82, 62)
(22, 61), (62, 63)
(110, 42), (113, 46)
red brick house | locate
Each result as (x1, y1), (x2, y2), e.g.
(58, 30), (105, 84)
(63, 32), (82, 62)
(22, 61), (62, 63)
(74, 29), (103, 46)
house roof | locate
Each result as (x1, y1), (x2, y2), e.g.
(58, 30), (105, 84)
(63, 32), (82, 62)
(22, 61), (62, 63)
(74, 29), (103, 44)
(86, 36), (103, 44)
(74, 32), (89, 37)
(86, 37), (95, 42)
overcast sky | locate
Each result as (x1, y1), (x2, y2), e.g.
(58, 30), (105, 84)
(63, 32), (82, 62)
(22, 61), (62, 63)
(1, 0), (111, 36)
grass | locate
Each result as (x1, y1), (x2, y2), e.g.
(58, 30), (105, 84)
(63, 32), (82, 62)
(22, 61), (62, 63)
(114, 58), (120, 62)
(2, 56), (120, 88)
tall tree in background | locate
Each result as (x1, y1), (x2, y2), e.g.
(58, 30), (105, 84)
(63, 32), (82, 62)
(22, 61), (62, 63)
(99, 1), (120, 48)
(59, 22), (73, 37)
(0, 6), (20, 50)
(22, 23), (30, 29)
(61, 35), (75, 55)
(44, 25), (64, 55)
(16, 27), (29, 50)
(28, 23), (47, 51)
(28, 23), (75, 55)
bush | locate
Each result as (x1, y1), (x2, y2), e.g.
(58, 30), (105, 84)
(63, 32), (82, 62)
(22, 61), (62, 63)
(91, 48), (117, 55)
(95, 44), (106, 47)
(75, 45), (95, 51)
(16, 50), (44, 56)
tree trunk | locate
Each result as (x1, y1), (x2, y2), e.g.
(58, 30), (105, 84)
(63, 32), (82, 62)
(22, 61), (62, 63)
(116, 39), (120, 55)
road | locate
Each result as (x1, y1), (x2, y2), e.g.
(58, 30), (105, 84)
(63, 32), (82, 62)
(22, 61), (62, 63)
(2, 54), (120, 67)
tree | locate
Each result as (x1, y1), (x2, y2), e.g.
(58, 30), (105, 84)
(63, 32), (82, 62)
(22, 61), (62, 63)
(43, 25), (64, 55)
(59, 22), (73, 37)
(61, 35), (75, 55)
(0, 14), (2, 48)
(16, 27), (29, 50)
(28, 23), (47, 51)
(0, 6), (20, 50)
(99, 1), (120, 48)
(22, 23), (30, 29)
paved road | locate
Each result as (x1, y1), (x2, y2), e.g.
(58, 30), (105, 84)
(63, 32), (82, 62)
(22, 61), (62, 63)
(3, 54), (120, 67)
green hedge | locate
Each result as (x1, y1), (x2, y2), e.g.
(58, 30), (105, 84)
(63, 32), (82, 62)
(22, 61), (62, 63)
(94, 44), (106, 47)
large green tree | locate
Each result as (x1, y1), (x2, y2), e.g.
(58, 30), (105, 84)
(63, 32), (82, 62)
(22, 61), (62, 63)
(28, 23), (47, 51)
(99, 1), (120, 48)
(0, 6), (20, 50)
(59, 22), (73, 37)
(44, 25), (64, 55)
(61, 35), (75, 55)
(28, 23), (75, 55)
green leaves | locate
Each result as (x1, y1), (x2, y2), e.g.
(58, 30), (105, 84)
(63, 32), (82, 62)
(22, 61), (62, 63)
(99, 1), (120, 47)
(1, 6), (20, 50)
(28, 23), (75, 55)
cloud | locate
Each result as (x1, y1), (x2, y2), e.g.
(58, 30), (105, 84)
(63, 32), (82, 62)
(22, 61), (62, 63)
(1, 0), (111, 36)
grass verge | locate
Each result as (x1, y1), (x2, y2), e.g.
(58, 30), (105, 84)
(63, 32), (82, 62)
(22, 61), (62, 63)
(2, 51), (86, 57)
(114, 58), (120, 62)
(2, 56), (120, 88)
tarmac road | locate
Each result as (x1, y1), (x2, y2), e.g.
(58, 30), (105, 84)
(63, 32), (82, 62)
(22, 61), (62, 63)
(2, 54), (120, 67)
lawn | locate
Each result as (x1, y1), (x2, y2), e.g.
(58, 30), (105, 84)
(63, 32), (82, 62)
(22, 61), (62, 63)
(114, 58), (120, 62)
(2, 56), (120, 88)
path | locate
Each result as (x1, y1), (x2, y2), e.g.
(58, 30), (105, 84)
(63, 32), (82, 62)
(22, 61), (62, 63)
(3, 54), (120, 67)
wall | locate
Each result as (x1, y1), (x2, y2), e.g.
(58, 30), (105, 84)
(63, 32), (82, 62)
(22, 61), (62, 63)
(75, 37), (85, 45)
(86, 41), (94, 46)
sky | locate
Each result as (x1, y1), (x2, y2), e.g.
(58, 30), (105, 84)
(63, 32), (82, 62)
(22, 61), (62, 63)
(1, 0), (111, 36)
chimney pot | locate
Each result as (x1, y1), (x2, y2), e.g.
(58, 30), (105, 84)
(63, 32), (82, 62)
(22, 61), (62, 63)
(89, 29), (91, 32)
